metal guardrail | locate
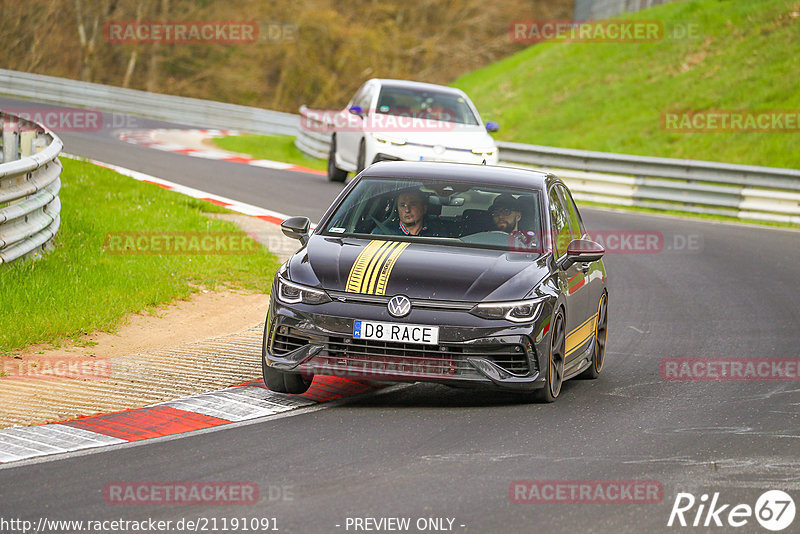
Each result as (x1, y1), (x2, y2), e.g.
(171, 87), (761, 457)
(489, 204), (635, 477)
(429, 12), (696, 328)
(294, 105), (333, 160)
(0, 112), (63, 264)
(295, 106), (800, 225)
(1, 69), (797, 226)
(0, 69), (299, 136)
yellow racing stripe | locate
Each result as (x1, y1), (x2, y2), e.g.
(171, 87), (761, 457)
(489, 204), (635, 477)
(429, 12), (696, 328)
(346, 240), (385, 293)
(359, 241), (398, 294)
(565, 312), (598, 356)
(345, 240), (410, 295)
(374, 242), (410, 295)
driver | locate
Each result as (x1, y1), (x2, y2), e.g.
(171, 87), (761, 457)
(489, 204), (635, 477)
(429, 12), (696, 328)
(373, 189), (445, 237)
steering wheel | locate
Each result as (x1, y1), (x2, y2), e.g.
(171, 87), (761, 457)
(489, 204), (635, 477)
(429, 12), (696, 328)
(371, 216), (393, 235)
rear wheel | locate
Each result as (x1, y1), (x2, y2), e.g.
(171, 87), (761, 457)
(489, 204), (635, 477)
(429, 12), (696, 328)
(327, 136), (347, 182)
(532, 310), (565, 403)
(579, 292), (608, 379)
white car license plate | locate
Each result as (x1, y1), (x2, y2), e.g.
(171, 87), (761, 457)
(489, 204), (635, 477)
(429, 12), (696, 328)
(353, 320), (439, 345)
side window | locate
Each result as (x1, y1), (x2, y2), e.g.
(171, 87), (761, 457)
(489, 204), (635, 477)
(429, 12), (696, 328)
(557, 185), (585, 239)
(548, 187), (571, 258)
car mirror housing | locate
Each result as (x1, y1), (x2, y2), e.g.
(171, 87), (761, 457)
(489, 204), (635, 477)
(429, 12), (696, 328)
(485, 121), (500, 133)
(348, 105), (363, 116)
(563, 238), (605, 268)
(281, 216), (311, 245)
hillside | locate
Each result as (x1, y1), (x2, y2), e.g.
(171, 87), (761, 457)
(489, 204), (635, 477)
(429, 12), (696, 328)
(0, 0), (570, 113)
(454, 0), (799, 168)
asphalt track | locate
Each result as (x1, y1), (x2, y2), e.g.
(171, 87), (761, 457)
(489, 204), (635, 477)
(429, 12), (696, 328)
(1, 97), (799, 533)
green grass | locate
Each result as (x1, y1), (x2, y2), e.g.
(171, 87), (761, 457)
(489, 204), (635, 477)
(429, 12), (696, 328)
(212, 134), (327, 171)
(579, 200), (800, 229)
(0, 158), (281, 355)
(453, 0), (800, 169)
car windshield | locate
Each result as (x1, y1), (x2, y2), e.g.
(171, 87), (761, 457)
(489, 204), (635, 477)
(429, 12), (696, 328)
(321, 177), (542, 252)
(375, 88), (479, 126)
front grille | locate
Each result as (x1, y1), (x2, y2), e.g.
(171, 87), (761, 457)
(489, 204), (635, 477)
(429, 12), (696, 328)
(271, 327), (532, 376)
(271, 327), (310, 355)
(324, 337), (530, 376)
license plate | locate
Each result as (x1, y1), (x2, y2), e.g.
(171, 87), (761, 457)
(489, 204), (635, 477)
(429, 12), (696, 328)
(353, 320), (439, 345)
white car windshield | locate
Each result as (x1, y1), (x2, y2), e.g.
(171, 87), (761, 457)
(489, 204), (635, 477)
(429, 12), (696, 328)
(375, 88), (480, 126)
(322, 178), (542, 252)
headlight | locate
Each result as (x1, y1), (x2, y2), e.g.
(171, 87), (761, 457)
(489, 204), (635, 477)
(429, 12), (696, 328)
(374, 134), (407, 145)
(470, 297), (545, 323)
(276, 276), (331, 305)
(471, 147), (496, 155)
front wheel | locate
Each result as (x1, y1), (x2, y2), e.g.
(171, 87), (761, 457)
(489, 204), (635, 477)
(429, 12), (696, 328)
(532, 310), (565, 403)
(262, 320), (313, 394)
(327, 136), (348, 182)
(262, 357), (312, 394)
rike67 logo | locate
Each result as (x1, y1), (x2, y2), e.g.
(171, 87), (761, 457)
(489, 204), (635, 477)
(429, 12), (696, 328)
(668, 490), (795, 531)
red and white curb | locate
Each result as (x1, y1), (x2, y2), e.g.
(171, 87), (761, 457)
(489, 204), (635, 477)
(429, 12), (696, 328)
(66, 154), (297, 226)
(0, 377), (374, 465)
(0, 157), (338, 466)
(118, 128), (325, 176)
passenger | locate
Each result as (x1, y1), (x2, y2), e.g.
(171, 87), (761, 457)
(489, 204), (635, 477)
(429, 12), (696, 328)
(490, 194), (523, 233)
(490, 193), (538, 249)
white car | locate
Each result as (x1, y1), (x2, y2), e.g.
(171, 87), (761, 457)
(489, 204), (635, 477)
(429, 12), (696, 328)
(327, 79), (499, 182)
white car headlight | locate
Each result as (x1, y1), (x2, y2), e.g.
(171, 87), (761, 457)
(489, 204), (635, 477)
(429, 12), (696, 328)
(276, 276), (331, 305)
(471, 147), (497, 156)
(470, 297), (546, 323)
(374, 134), (407, 145)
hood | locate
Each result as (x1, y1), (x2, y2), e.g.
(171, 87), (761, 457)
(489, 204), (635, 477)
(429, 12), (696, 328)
(288, 236), (549, 302)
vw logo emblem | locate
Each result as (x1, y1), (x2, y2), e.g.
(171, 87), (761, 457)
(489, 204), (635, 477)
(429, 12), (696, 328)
(387, 295), (412, 318)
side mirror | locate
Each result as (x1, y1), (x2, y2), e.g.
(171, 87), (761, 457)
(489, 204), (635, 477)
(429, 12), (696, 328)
(348, 105), (363, 116)
(485, 121), (500, 133)
(281, 216), (311, 246)
(563, 238), (604, 268)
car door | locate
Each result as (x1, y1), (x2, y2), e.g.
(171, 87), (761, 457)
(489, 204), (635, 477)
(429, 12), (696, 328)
(548, 185), (588, 368)
(558, 184), (605, 316)
(338, 82), (375, 168)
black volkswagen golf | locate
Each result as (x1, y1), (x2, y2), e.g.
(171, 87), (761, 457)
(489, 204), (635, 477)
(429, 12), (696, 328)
(263, 161), (608, 402)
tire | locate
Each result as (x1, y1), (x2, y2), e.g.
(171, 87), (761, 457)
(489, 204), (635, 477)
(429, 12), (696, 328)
(327, 136), (347, 182)
(262, 357), (312, 394)
(261, 321), (313, 394)
(532, 310), (566, 403)
(579, 292), (608, 379)
(356, 139), (366, 174)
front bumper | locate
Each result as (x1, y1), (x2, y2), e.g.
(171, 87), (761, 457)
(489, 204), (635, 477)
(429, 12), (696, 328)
(264, 297), (548, 392)
(371, 141), (499, 166)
